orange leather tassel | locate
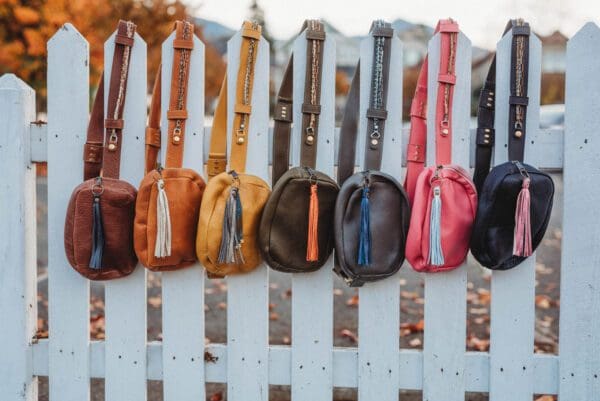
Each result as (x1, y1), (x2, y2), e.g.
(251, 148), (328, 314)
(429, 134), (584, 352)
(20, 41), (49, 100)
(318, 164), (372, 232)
(306, 183), (319, 262)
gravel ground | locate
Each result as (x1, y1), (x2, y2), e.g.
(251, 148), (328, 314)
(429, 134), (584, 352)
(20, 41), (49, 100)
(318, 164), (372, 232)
(35, 174), (563, 401)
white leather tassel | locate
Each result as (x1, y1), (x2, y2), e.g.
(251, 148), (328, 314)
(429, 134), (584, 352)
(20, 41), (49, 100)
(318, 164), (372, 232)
(155, 179), (172, 258)
(428, 186), (444, 266)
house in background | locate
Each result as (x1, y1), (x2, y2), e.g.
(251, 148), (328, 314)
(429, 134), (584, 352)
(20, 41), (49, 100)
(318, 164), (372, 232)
(539, 30), (567, 73)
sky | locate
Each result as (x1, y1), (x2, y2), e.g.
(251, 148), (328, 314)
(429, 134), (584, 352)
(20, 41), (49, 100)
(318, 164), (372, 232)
(186, 0), (600, 49)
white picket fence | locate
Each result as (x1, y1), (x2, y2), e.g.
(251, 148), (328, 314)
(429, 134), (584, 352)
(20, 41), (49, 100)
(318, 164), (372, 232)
(0, 21), (599, 401)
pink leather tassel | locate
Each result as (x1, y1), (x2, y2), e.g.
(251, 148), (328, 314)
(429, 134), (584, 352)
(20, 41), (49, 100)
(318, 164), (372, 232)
(513, 177), (532, 257)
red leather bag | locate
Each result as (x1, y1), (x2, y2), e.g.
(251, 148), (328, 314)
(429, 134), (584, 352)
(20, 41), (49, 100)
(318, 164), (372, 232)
(404, 19), (477, 273)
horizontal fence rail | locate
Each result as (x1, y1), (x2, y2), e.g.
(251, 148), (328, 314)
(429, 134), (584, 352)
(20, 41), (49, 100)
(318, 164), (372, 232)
(1, 21), (600, 401)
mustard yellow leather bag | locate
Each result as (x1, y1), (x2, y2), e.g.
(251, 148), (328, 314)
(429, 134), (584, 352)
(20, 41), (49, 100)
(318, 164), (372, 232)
(196, 22), (271, 277)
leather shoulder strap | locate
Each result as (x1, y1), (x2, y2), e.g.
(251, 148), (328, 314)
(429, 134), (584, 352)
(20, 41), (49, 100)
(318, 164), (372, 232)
(404, 19), (458, 204)
(83, 73), (105, 180)
(144, 21), (195, 172)
(337, 20), (393, 184)
(272, 20), (325, 185)
(473, 19), (530, 192)
(207, 21), (261, 179)
(101, 20), (137, 179)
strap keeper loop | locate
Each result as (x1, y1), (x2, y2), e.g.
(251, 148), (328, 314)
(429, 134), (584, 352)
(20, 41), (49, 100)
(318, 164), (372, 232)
(439, 21), (459, 33)
(306, 29), (326, 41)
(301, 104), (321, 115)
(438, 73), (456, 85)
(372, 27), (394, 38)
(512, 25), (531, 36)
(509, 96), (529, 106)
(167, 109), (188, 120)
(234, 104), (252, 115)
(476, 127), (495, 146)
(274, 103), (292, 122)
(84, 143), (103, 163)
(173, 39), (194, 50)
(366, 108), (388, 120)
(241, 28), (261, 40)
(115, 34), (134, 47)
(406, 144), (425, 163)
(104, 118), (124, 130)
(145, 127), (161, 147)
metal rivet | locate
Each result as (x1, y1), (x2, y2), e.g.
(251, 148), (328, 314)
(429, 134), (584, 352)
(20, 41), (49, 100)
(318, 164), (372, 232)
(237, 137), (245, 145)
(489, 91), (494, 95)
(108, 143), (116, 151)
(442, 128), (449, 135)
(371, 138), (378, 146)
(486, 103), (492, 107)
(485, 128), (491, 133)
(514, 130), (523, 138)
(173, 135), (181, 143)
(484, 134), (490, 139)
(306, 135), (314, 144)
(488, 97), (493, 102)
(484, 139), (489, 144)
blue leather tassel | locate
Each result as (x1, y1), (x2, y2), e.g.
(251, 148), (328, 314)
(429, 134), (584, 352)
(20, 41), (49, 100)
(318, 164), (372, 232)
(89, 194), (104, 269)
(357, 186), (371, 266)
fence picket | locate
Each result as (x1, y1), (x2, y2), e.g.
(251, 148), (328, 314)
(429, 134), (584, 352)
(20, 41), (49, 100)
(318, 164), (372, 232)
(559, 22), (600, 401)
(489, 28), (542, 401)
(102, 30), (148, 401)
(159, 31), (207, 401)
(422, 30), (471, 401)
(289, 29), (336, 401)
(0, 74), (37, 400)
(225, 29), (270, 401)
(356, 29), (403, 401)
(46, 23), (91, 401)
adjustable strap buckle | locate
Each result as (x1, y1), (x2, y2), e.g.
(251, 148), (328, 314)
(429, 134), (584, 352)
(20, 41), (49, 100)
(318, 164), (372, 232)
(207, 153), (227, 177)
(407, 143), (425, 163)
(84, 142), (103, 163)
(274, 102), (292, 122)
(145, 127), (161, 148)
(476, 127), (495, 146)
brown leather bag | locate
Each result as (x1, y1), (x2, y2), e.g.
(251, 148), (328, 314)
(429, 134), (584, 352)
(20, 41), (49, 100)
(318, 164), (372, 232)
(134, 21), (205, 271)
(196, 22), (271, 277)
(64, 20), (138, 280)
(259, 20), (339, 273)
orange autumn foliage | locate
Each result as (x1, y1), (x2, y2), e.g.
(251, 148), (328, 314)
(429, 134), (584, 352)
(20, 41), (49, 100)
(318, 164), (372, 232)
(0, 0), (226, 109)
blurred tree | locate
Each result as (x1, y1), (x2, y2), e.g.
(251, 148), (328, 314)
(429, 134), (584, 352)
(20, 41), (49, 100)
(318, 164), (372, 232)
(0, 0), (225, 110)
(335, 69), (350, 97)
(541, 73), (565, 105)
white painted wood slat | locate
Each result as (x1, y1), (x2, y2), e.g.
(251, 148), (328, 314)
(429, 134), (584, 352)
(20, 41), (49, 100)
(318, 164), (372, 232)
(289, 29), (335, 401)
(489, 28), (542, 401)
(0, 74), (37, 400)
(159, 31), (207, 401)
(102, 30), (148, 401)
(46, 23), (91, 401)
(422, 31), (471, 401)
(225, 28), (270, 401)
(356, 28), (403, 401)
(559, 22), (600, 401)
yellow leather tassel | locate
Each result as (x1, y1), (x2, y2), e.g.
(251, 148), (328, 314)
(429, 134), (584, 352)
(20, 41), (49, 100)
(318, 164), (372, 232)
(306, 183), (319, 262)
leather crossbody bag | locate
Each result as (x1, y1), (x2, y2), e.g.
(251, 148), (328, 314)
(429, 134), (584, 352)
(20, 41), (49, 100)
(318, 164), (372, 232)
(333, 21), (410, 287)
(259, 20), (339, 273)
(405, 19), (478, 273)
(64, 20), (138, 280)
(197, 21), (271, 277)
(470, 19), (554, 270)
(134, 21), (206, 271)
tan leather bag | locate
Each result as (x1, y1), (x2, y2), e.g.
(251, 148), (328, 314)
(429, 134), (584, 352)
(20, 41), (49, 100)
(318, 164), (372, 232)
(196, 22), (271, 277)
(64, 21), (138, 280)
(134, 21), (205, 271)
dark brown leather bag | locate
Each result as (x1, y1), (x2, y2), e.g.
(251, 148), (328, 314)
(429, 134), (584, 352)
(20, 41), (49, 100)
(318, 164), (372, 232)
(64, 20), (138, 280)
(259, 20), (339, 273)
(134, 21), (206, 271)
(333, 21), (410, 287)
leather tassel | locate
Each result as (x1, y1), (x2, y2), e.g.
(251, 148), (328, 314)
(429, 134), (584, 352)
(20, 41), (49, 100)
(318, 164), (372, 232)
(89, 194), (104, 269)
(154, 179), (172, 258)
(513, 177), (532, 257)
(428, 186), (444, 266)
(306, 183), (319, 262)
(218, 186), (245, 265)
(357, 186), (371, 266)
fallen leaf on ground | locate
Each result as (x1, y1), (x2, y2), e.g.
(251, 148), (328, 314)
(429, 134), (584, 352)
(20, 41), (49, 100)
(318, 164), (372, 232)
(346, 295), (359, 307)
(401, 291), (419, 300)
(269, 312), (280, 321)
(217, 302), (227, 310)
(467, 335), (490, 351)
(400, 319), (424, 334)
(340, 329), (358, 343)
(333, 288), (343, 296)
(148, 296), (162, 308)
(409, 338), (421, 347)
(535, 295), (553, 309)
(209, 391), (223, 401)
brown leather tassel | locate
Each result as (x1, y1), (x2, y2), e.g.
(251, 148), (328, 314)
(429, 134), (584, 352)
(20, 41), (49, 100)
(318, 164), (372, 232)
(306, 183), (319, 262)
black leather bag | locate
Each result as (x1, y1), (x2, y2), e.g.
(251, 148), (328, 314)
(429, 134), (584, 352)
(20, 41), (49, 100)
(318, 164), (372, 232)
(333, 21), (410, 287)
(470, 20), (554, 270)
(259, 21), (340, 273)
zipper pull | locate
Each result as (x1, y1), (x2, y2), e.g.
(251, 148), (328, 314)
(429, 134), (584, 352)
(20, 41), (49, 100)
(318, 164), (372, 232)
(513, 161), (530, 179)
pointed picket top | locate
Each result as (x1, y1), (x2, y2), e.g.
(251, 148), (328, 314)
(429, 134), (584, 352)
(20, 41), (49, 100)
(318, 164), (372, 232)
(0, 73), (34, 93)
(569, 21), (600, 44)
(48, 23), (88, 49)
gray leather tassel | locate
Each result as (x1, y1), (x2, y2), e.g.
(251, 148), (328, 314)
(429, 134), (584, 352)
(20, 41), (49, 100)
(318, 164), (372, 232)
(217, 185), (245, 265)
(89, 194), (104, 269)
